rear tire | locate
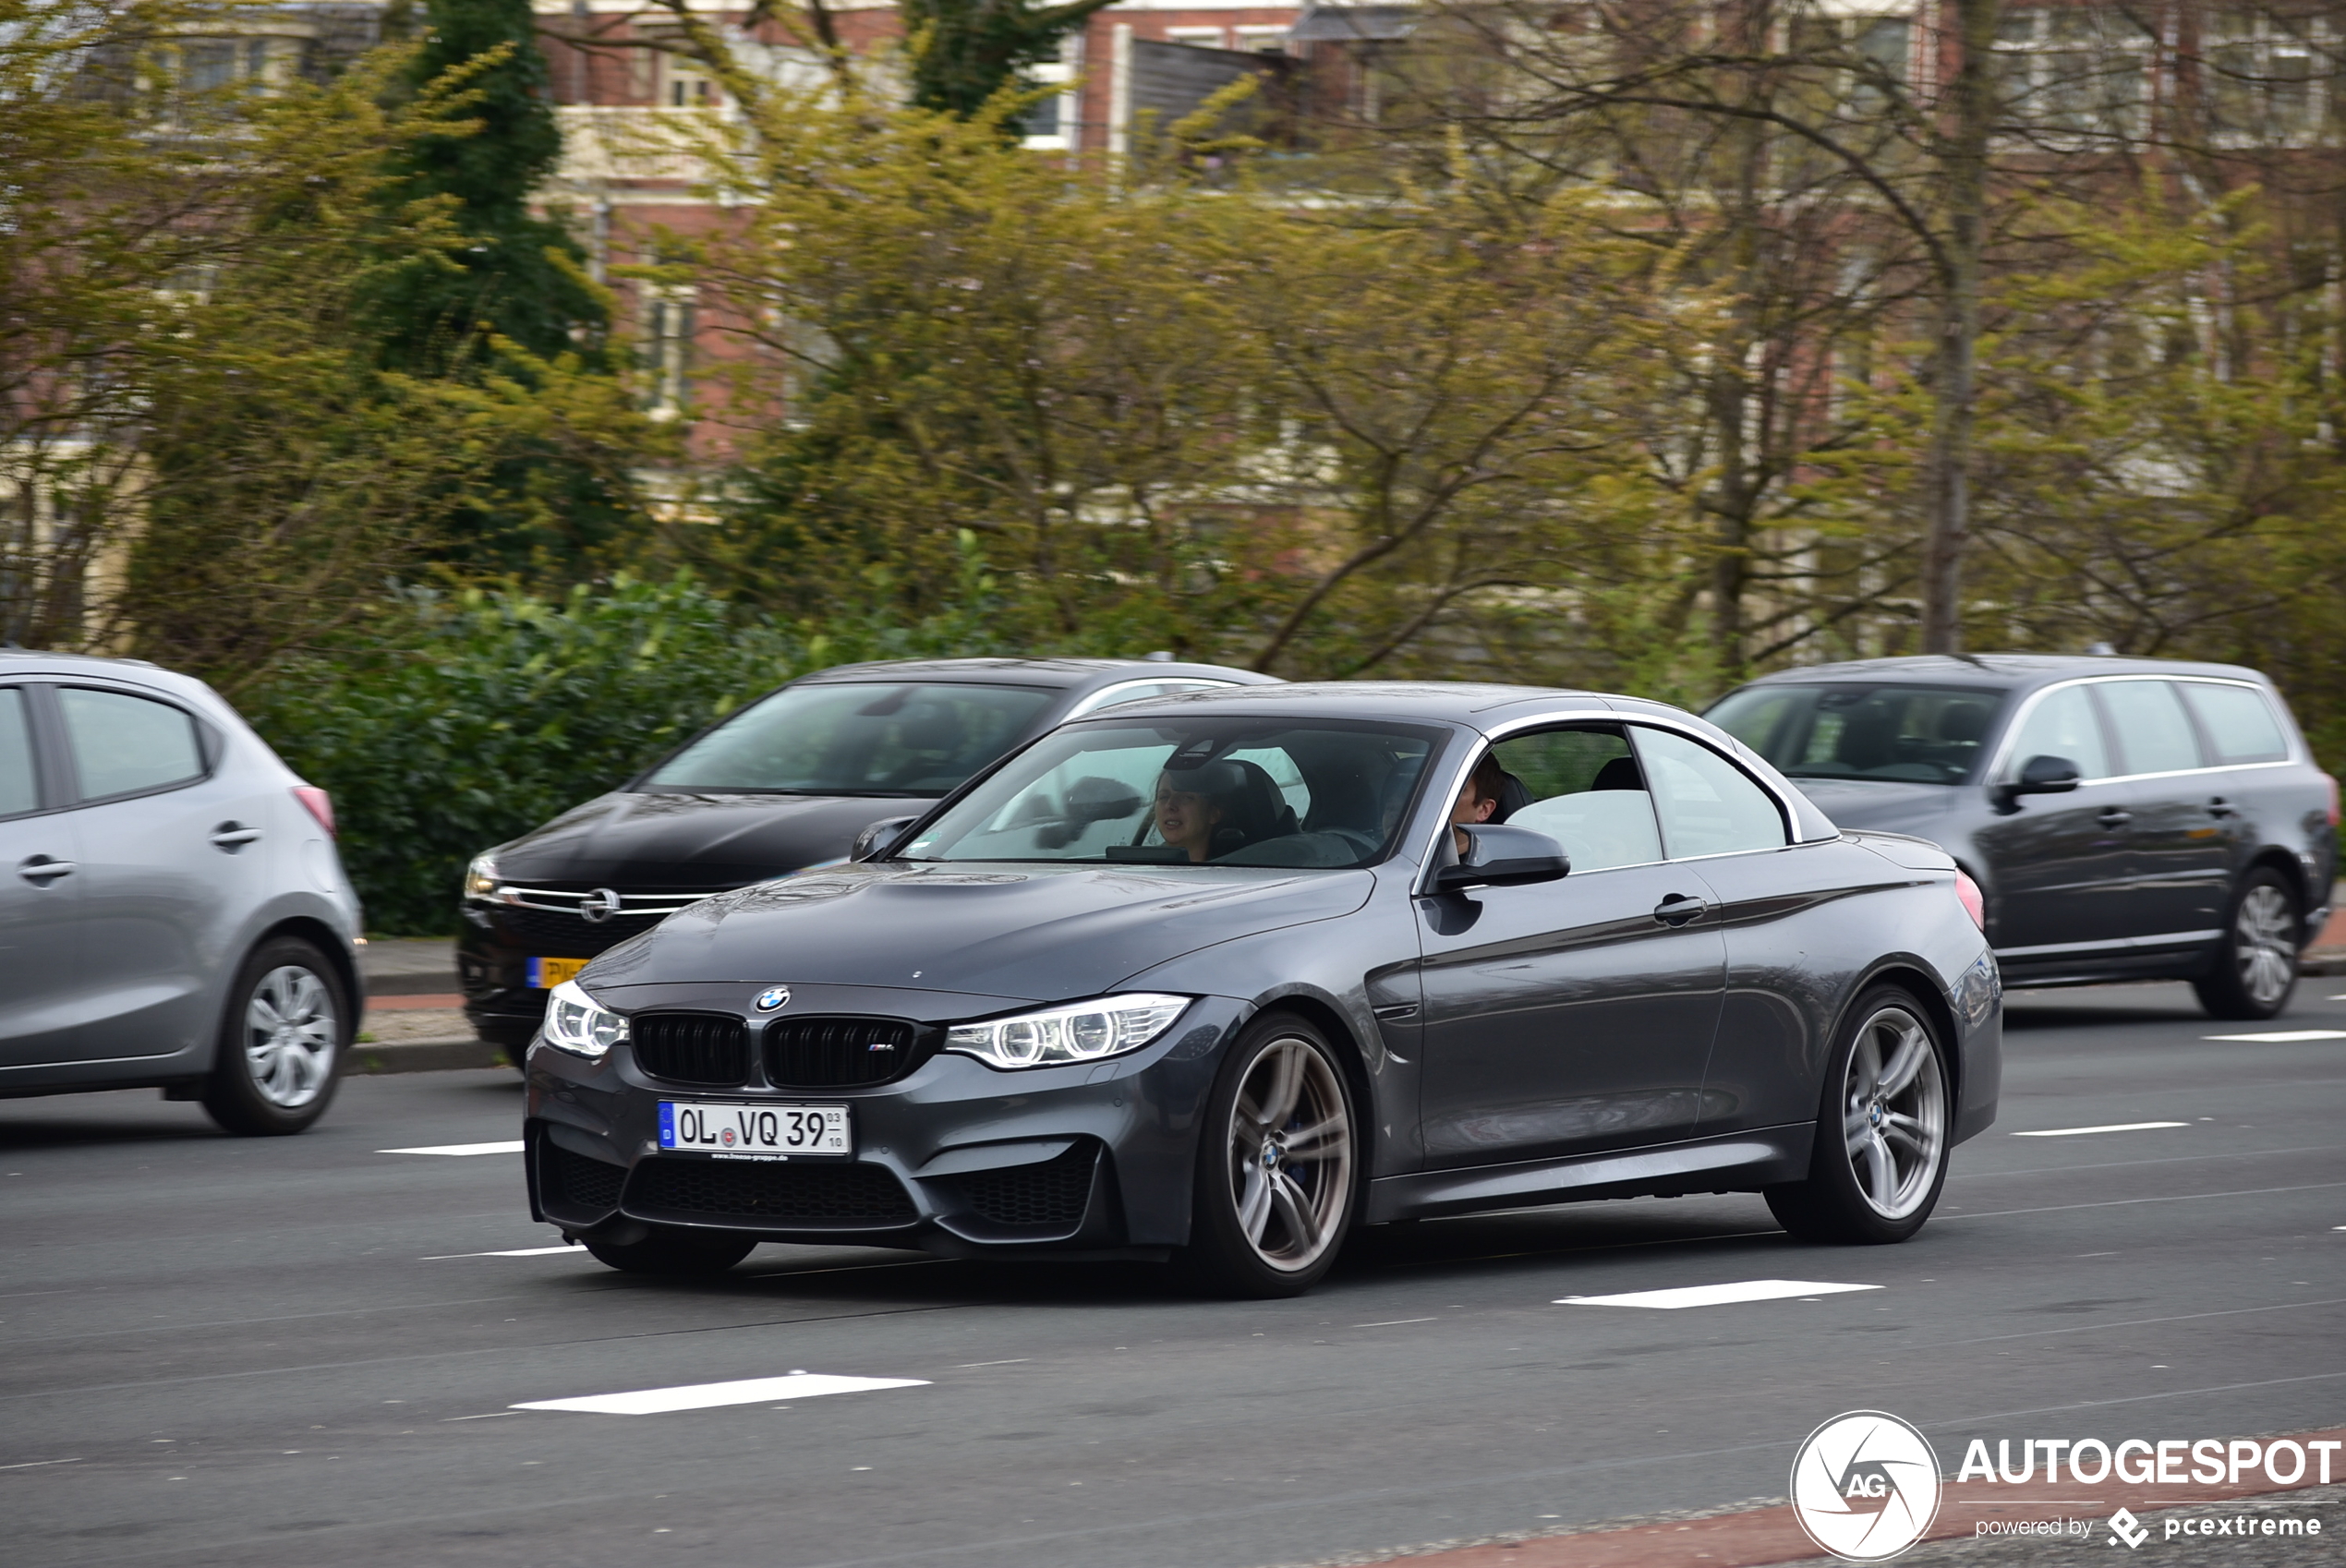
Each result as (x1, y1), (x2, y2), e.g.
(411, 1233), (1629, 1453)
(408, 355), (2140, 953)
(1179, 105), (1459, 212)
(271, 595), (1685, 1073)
(1173, 1012), (1359, 1298)
(202, 937), (348, 1136)
(585, 1226), (758, 1276)
(2193, 868), (2299, 1021)
(1766, 986), (1951, 1246)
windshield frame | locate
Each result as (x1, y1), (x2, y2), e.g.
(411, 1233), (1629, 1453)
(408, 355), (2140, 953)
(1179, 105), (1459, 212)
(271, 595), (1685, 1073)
(627, 679), (1061, 799)
(1705, 681), (2012, 788)
(884, 712), (1457, 872)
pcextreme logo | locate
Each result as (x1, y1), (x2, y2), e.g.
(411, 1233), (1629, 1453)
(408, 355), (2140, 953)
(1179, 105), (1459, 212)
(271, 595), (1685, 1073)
(1791, 1411), (1943, 1562)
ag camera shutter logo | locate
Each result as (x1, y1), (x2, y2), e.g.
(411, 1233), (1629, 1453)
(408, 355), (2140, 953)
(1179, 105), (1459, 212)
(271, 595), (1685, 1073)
(1791, 1411), (1943, 1562)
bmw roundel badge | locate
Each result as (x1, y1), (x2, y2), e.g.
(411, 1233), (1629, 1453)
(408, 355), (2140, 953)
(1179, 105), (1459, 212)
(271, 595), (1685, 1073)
(754, 986), (792, 1012)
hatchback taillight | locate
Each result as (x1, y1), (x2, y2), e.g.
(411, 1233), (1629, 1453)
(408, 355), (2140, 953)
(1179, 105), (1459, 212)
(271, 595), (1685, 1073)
(292, 785), (336, 838)
(2325, 773), (2340, 829)
(1953, 868), (1986, 932)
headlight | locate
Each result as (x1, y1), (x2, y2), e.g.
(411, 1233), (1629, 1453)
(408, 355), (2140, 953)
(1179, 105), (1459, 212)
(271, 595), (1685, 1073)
(946, 994), (1191, 1070)
(464, 853), (500, 899)
(541, 979), (628, 1061)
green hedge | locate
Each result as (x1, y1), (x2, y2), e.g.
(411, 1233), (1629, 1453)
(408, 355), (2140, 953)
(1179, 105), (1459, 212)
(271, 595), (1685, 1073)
(242, 568), (1014, 934)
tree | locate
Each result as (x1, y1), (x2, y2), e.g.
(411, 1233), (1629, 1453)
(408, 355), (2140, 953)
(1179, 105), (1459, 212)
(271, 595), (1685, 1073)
(899, 0), (1117, 120)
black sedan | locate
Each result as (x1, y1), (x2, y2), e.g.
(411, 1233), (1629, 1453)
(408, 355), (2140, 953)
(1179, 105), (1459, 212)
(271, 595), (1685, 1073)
(523, 683), (2001, 1297)
(1706, 655), (2338, 1019)
(461, 657), (1273, 1051)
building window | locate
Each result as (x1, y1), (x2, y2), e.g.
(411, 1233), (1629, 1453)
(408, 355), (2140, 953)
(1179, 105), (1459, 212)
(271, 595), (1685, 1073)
(1019, 35), (1078, 151)
(1234, 26), (1290, 56)
(1166, 26), (1228, 49)
(2206, 13), (2331, 143)
(1994, 7), (2155, 139)
(641, 290), (695, 418)
(666, 57), (720, 108)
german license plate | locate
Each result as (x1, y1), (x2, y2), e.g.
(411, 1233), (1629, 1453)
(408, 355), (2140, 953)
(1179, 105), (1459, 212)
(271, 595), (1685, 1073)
(528, 956), (589, 989)
(659, 1101), (851, 1158)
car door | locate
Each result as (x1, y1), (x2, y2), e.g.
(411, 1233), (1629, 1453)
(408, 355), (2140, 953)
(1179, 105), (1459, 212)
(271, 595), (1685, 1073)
(2176, 677), (2297, 908)
(2094, 677), (2234, 943)
(57, 682), (274, 1063)
(0, 683), (88, 1068)
(1972, 681), (2134, 957)
(1415, 723), (1725, 1169)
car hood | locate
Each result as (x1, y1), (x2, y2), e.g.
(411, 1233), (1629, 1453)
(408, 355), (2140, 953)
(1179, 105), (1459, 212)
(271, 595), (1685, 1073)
(582, 862), (1376, 1003)
(492, 790), (932, 888)
(1785, 778), (1958, 834)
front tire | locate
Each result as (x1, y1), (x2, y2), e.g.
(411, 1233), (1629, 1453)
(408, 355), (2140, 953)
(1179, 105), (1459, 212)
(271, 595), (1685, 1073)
(585, 1226), (758, 1276)
(202, 937), (348, 1136)
(2194, 868), (2299, 1021)
(1767, 987), (1951, 1245)
(1176, 1013), (1359, 1298)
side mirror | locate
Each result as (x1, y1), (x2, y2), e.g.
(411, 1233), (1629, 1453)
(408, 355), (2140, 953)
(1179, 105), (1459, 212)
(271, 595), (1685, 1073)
(1064, 776), (1145, 825)
(1431, 823), (1571, 894)
(1992, 754), (2081, 813)
(850, 814), (921, 862)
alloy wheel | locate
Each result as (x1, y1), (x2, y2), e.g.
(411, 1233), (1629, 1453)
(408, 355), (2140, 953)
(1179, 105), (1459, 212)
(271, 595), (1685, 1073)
(2232, 884), (2296, 1008)
(1839, 1006), (1945, 1222)
(1222, 1036), (1352, 1273)
(244, 965), (336, 1108)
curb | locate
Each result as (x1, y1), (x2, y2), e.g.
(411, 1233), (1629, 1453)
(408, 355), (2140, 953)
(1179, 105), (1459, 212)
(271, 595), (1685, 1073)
(343, 1037), (511, 1076)
(2301, 949), (2346, 977)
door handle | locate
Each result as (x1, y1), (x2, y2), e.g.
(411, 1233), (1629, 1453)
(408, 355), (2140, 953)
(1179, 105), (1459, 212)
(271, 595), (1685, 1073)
(2207, 797), (2236, 818)
(17, 855), (75, 886)
(2096, 808), (2133, 828)
(209, 822), (262, 851)
(1652, 893), (1709, 927)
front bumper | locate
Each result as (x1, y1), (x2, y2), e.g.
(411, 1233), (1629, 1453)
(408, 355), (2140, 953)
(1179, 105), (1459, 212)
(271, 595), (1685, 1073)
(524, 993), (1249, 1255)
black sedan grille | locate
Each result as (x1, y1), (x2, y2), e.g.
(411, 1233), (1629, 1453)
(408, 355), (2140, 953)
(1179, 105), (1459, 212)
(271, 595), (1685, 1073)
(491, 905), (665, 956)
(627, 1157), (917, 1225)
(544, 1143), (625, 1213)
(949, 1144), (1096, 1229)
(764, 1016), (937, 1089)
(631, 1013), (752, 1086)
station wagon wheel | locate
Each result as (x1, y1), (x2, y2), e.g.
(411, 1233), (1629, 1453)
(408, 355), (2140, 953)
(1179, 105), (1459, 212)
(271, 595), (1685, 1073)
(1766, 987), (1950, 1245)
(202, 936), (348, 1136)
(2194, 868), (2300, 1021)
(1179, 1015), (1358, 1297)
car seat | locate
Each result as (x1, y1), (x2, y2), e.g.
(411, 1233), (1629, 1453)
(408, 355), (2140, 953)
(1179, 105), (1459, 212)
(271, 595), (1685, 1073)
(1209, 759), (1300, 855)
(1590, 755), (1646, 791)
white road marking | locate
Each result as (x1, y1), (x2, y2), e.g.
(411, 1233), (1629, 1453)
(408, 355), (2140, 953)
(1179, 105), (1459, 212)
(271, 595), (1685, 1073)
(953, 1359), (1030, 1369)
(0, 1457), (80, 1471)
(514, 1372), (928, 1416)
(423, 1245), (583, 1260)
(1557, 1280), (1880, 1309)
(1353, 1317), (1439, 1327)
(378, 1141), (526, 1157)
(2203, 1030), (2346, 1043)
(2011, 1121), (2188, 1138)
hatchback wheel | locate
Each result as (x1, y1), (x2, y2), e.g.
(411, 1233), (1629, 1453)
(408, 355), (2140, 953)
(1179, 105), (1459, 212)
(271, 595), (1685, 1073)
(2194, 869), (2299, 1021)
(1177, 1013), (1358, 1297)
(1767, 987), (1950, 1245)
(202, 937), (347, 1136)
(585, 1226), (758, 1276)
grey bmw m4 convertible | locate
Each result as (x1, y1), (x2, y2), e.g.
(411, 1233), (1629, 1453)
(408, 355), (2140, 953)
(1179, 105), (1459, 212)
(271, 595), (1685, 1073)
(524, 684), (2001, 1297)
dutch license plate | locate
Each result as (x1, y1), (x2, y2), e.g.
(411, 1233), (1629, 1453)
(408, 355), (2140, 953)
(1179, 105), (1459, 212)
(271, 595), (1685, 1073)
(659, 1101), (851, 1158)
(528, 956), (589, 989)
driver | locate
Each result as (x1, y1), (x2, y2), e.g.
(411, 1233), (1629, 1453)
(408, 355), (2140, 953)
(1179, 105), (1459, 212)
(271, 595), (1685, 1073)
(1152, 770), (1225, 863)
(1450, 753), (1506, 856)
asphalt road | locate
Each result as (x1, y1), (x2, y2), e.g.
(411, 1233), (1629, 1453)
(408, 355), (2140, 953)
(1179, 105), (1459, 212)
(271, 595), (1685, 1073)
(6, 982), (2343, 1568)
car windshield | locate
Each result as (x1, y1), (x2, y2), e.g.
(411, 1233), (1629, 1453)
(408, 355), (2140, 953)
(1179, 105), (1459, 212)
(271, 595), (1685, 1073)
(1706, 683), (2006, 786)
(898, 718), (1442, 868)
(645, 682), (1056, 796)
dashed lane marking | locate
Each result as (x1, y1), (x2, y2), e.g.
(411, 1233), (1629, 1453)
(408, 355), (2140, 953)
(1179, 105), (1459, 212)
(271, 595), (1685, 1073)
(422, 1245), (584, 1260)
(2203, 1030), (2346, 1043)
(378, 1141), (526, 1156)
(514, 1372), (928, 1416)
(0, 1458), (81, 1471)
(1353, 1317), (1439, 1327)
(1557, 1280), (1880, 1309)
(2011, 1121), (2188, 1137)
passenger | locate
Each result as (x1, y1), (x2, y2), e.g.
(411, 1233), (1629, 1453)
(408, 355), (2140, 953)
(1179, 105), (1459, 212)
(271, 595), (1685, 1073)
(1451, 752), (1507, 856)
(1153, 772), (1225, 863)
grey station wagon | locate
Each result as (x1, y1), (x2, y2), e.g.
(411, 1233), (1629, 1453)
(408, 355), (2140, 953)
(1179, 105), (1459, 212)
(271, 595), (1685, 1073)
(1708, 655), (2338, 1019)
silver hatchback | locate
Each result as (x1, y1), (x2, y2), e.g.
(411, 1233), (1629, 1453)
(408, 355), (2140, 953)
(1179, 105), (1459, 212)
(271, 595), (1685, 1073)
(0, 652), (362, 1133)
